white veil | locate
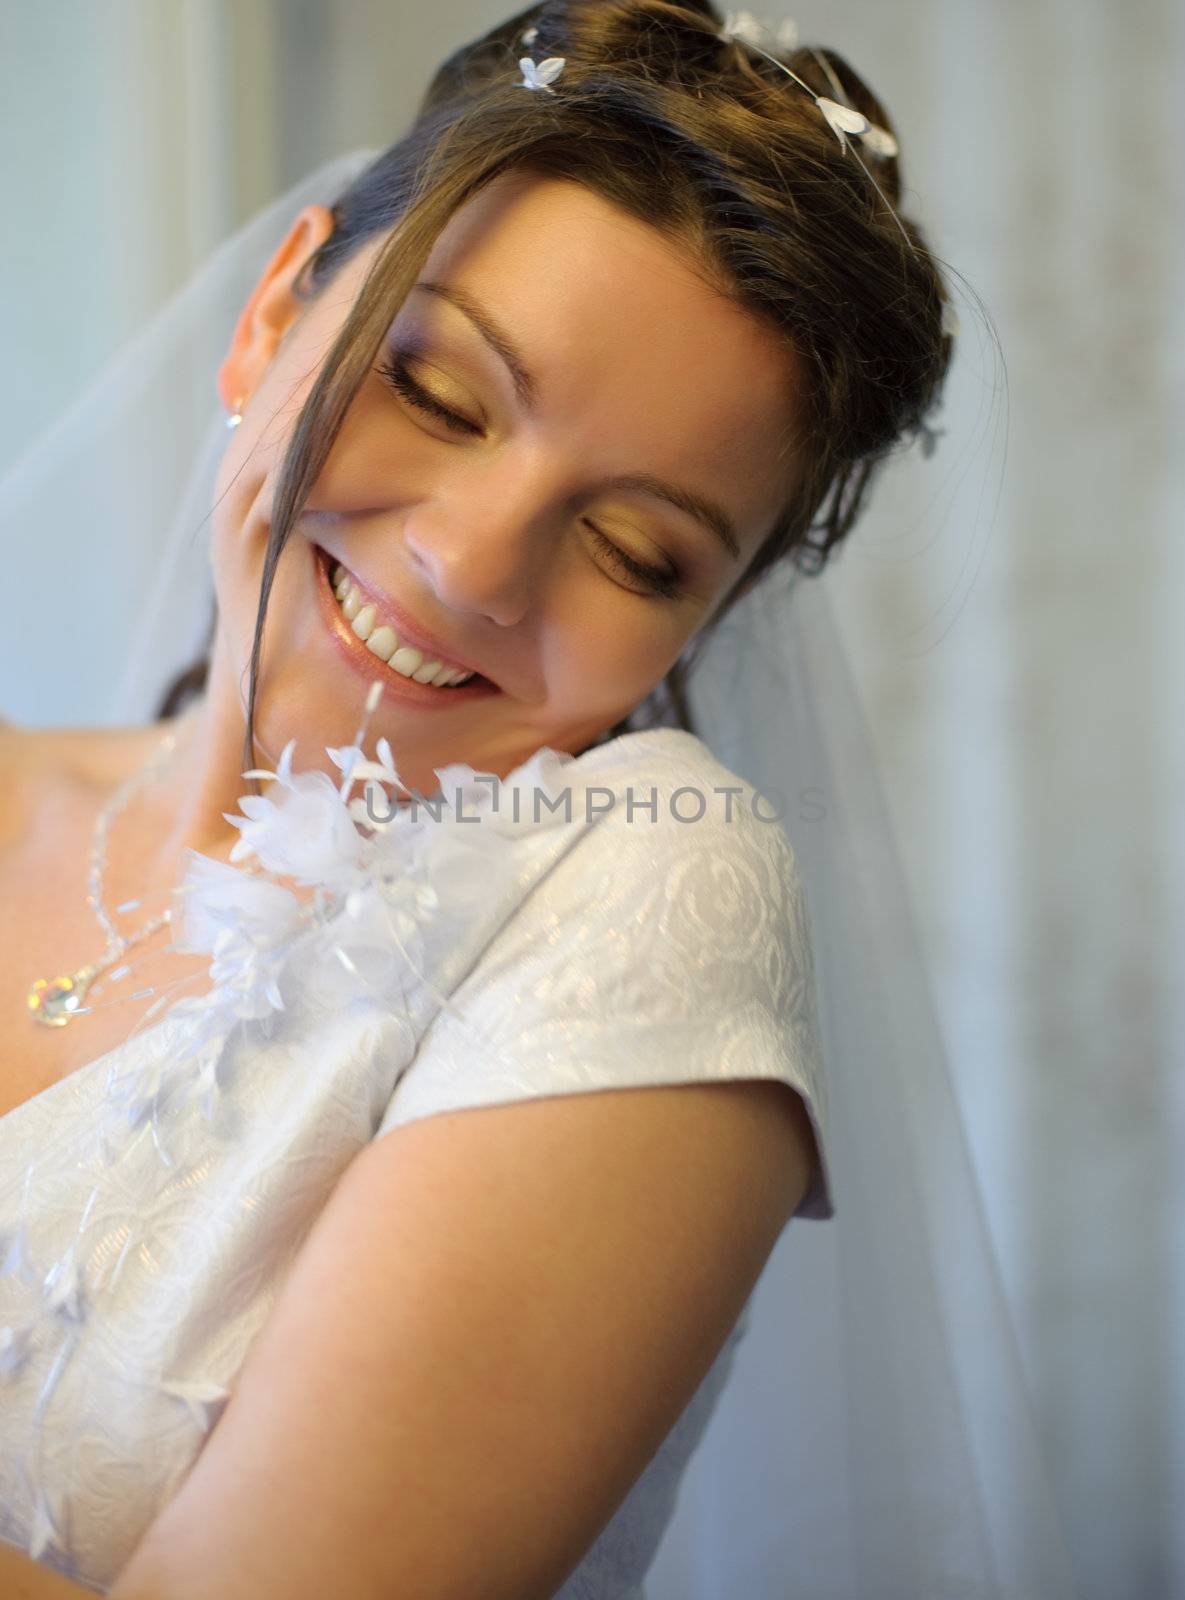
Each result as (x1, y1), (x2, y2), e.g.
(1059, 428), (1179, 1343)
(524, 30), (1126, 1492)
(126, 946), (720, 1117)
(0, 149), (1078, 1598)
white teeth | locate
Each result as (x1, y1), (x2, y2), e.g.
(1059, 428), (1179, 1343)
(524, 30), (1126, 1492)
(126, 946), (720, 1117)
(325, 561), (477, 687)
(389, 644), (424, 676)
(349, 604), (376, 640)
(365, 625), (398, 662)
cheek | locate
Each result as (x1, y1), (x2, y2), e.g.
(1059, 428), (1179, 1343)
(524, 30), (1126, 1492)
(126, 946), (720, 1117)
(257, 374), (424, 519)
(545, 598), (692, 703)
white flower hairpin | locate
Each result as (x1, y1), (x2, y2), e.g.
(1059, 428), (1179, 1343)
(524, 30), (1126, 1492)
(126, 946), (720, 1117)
(719, 9), (799, 53)
(517, 53), (566, 93)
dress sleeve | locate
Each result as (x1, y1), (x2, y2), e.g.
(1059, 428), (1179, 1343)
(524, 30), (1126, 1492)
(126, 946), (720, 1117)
(375, 782), (835, 1221)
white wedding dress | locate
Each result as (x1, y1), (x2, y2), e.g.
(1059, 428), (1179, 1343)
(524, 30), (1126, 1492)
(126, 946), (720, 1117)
(0, 724), (832, 1597)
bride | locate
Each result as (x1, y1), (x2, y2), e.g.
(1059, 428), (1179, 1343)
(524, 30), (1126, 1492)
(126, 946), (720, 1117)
(0, 5), (1076, 1599)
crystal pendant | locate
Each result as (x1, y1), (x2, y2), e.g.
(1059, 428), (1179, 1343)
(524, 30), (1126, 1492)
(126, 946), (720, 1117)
(27, 968), (95, 1027)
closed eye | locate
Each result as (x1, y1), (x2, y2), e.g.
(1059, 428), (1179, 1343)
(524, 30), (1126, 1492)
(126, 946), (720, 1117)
(376, 354), (484, 438)
(584, 523), (682, 600)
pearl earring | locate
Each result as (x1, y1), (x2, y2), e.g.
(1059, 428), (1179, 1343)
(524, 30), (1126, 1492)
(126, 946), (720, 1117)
(225, 395), (245, 430)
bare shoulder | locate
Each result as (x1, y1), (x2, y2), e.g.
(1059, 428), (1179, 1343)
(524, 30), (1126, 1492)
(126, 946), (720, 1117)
(111, 1077), (817, 1600)
(0, 722), (66, 847)
(0, 717), (160, 786)
(0, 719), (162, 855)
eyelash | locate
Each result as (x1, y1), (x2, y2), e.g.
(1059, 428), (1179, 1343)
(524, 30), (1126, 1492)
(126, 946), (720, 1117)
(375, 353), (684, 601)
(584, 524), (682, 600)
(376, 353), (484, 438)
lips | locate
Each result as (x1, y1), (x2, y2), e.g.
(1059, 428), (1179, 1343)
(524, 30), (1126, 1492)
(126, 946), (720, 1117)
(339, 558), (488, 680)
(312, 544), (502, 704)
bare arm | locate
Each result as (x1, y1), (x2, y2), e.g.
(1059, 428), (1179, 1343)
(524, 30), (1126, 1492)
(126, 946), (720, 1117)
(0, 1540), (105, 1598)
(108, 1076), (817, 1600)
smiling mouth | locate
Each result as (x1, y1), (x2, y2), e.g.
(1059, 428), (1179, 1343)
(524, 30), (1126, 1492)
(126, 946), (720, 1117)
(313, 544), (500, 701)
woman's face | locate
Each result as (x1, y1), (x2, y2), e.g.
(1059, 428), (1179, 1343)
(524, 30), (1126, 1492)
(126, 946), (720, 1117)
(213, 169), (802, 795)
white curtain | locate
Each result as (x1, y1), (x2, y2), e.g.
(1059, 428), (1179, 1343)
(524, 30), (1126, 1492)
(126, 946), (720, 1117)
(1, 3), (1179, 1595)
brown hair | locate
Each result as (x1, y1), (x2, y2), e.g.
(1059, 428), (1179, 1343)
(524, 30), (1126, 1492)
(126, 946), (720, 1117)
(156, 0), (958, 784)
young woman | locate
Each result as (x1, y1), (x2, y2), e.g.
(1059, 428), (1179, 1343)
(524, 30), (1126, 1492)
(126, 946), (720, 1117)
(0, 6), (1071, 1598)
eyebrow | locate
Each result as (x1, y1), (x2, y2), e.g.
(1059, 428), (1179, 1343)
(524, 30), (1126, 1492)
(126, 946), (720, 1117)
(412, 278), (743, 562)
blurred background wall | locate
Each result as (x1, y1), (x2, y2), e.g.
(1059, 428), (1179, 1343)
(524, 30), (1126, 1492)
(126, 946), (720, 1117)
(1, 3), (1180, 1595)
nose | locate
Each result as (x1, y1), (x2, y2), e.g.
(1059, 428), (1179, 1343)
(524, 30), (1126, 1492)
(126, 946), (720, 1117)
(403, 490), (550, 629)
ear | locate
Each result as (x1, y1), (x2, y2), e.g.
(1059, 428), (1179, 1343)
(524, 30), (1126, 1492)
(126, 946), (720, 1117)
(217, 204), (338, 413)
